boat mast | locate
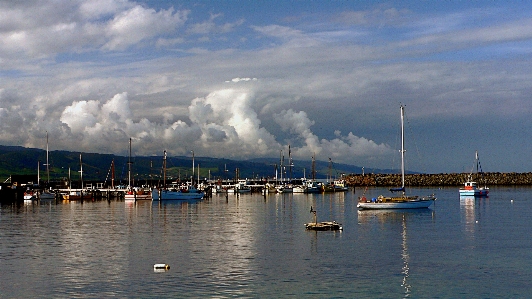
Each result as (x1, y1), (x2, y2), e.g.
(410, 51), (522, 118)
(400, 105), (406, 192)
(191, 150), (194, 185)
(311, 154), (316, 181)
(289, 145), (292, 183)
(475, 150), (479, 179)
(79, 153), (83, 190)
(46, 131), (49, 185)
(328, 158), (332, 183)
(163, 150), (167, 188)
(128, 137), (132, 188)
(279, 150), (283, 184)
(111, 159), (115, 189)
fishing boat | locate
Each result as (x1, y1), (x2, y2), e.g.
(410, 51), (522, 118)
(24, 191), (36, 200)
(303, 155), (322, 193)
(459, 180), (489, 197)
(323, 178), (349, 192)
(124, 138), (152, 201)
(125, 188), (152, 200)
(152, 150), (204, 201)
(323, 159), (349, 192)
(304, 206), (343, 231)
(459, 151), (489, 197)
(304, 180), (322, 193)
(357, 105), (436, 210)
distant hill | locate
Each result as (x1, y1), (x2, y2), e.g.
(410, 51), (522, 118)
(0, 145), (399, 183)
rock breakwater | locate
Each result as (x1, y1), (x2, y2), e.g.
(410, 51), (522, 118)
(345, 172), (532, 186)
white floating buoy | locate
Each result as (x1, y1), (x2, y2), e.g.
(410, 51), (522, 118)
(153, 264), (170, 272)
(511, 199), (514, 203)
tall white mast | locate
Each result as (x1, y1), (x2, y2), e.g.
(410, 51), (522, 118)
(163, 150), (167, 187)
(191, 150), (194, 184)
(128, 138), (132, 188)
(400, 105), (406, 191)
(79, 153), (83, 189)
(46, 131), (49, 184)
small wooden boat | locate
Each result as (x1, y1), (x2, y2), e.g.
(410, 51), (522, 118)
(304, 206), (343, 231)
(305, 221), (343, 231)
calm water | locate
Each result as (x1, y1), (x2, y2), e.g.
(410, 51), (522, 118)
(1, 186), (531, 298)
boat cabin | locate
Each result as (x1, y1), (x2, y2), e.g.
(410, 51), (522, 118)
(463, 181), (478, 190)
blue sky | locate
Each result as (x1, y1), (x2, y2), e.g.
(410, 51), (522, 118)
(1, 0), (532, 174)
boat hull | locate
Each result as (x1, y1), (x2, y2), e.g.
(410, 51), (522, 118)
(305, 221), (343, 231)
(152, 189), (204, 201)
(39, 192), (56, 200)
(64, 194), (93, 201)
(125, 194), (152, 200)
(459, 189), (489, 197)
(125, 189), (152, 200)
(357, 199), (434, 210)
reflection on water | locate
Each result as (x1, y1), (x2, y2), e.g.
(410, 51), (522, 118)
(401, 215), (411, 298)
(357, 209), (434, 298)
(460, 195), (476, 238)
(2, 188), (532, 298)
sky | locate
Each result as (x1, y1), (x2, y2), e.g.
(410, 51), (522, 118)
(1, 0), (532, 174)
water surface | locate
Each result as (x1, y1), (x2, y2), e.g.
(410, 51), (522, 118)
(1, 186), (531, 298)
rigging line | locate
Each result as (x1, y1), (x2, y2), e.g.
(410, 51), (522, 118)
(104, 160), (113, 184)
(403, 107), (428, 174)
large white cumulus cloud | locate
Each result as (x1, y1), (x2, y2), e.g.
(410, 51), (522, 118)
(189, 88), (278, 157)
(52, 88), (393, 163)
(273, 109), (392, 163)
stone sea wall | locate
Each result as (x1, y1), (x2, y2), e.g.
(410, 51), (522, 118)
(345, 172), (532, 187)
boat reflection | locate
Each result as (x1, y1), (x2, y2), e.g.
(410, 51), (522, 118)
(460, 195), (477, 239)
(401, 215), (410, 297)
(358, 209), (433, 297)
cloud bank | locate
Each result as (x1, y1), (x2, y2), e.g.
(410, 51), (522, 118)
(2, 1), (532, 172)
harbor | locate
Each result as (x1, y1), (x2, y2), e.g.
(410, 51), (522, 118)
(7, 170), (532, 204)
(2, 187), (532, 298)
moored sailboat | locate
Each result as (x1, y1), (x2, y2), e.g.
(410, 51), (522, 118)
(152, 150), (204, 201)
(124, 138), (152, 201)
(357, 105), (435, 210)
(40, 131), (56, 200)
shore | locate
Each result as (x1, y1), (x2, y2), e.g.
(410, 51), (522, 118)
(345, 172), (532, 186)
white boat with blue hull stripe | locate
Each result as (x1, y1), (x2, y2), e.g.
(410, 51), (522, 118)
(357, 105), (435, 210)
